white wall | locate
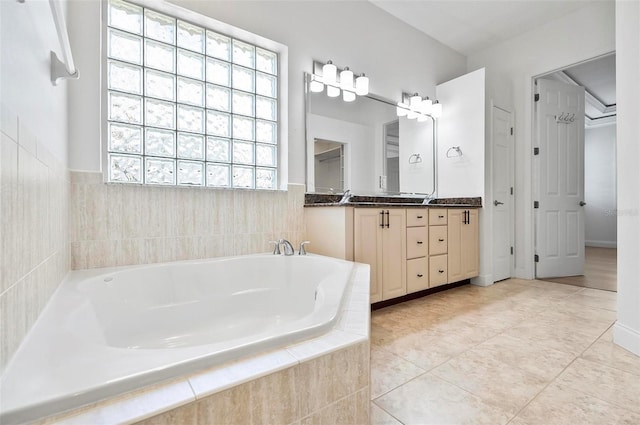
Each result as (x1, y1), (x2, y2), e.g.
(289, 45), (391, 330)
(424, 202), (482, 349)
(614, 0), (640, 356)
(436, 68), (485, 198)
(1, 0), (69, 164)
(467, 1), (615, 281)
(66, 0), (467, 182)
(585, 124), (617, 248)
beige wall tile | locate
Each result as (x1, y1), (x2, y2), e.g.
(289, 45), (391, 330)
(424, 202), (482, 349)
(297, 341), (369, 416)
(197, 382), (252, 424)
(249, 367), (299, 424)
(1, 134), (19, 292)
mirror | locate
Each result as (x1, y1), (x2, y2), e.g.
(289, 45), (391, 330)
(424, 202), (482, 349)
(305, 74), (436, 195)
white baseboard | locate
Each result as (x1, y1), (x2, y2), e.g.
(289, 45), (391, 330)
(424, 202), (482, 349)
(586, 240), (617, 248)
(471, 274), (494, 287)
(614, 321), (640, 357)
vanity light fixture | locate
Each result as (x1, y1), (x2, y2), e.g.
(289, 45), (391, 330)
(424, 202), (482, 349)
(397, 92), (442, 119)
(355, 74), (369, 96)
(312, 60), (369, 102)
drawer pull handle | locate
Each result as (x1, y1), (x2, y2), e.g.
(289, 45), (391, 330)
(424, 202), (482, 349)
(417, 241), (423, 244)
(417, 273), (424, 278)
(439, 269), (445, 273)
(438, 238), (444, 242)
(438, 215), (444, 218)
(417, 215), (423, 219)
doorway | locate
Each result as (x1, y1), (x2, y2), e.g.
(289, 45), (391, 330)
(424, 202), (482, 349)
(533, 53), (617, 291)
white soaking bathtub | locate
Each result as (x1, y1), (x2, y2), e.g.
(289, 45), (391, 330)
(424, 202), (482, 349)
(0, 253), (355, 424)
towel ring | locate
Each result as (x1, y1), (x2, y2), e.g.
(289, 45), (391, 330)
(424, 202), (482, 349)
(446, 146), (463, 158)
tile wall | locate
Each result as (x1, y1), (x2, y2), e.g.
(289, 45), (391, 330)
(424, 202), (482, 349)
(69, 172), (306, 269)
(0, 106), (70, 373)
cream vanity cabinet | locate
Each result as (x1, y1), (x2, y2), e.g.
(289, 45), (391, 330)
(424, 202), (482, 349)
(447, 209), (480, 282)
(406, 209), (429, 293)
(354, 208), (406, 303)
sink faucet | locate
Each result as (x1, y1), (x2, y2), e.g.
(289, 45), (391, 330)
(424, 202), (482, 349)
(339, 189), (351, 205)
(279, 239), (295, 256)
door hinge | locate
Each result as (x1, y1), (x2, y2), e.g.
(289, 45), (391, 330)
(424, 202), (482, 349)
(534, 201), (539, 209)
(510, 127), (514, 136)
(510, 187), (514, 195)
(534, 147), (540, 155)
(510, 246), (514, 255)
(534, 93), (540, 102)
(534, 254), (539, 263)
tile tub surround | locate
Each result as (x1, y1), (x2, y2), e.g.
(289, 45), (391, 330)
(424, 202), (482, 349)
(0, 106), (70, 373)
(27, 263), (370, 425)
(70, 171), (306, 269)
(370, 279), (640, 425)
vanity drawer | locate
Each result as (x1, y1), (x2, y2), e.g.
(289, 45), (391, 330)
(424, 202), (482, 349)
(406, 227), (428, 259)
(429, 255), (448, 287)
(407, 257), (429, 293)
(429, 226), (447, 255)
(407, 209), (428, 227)
(429, 209), (448, 225)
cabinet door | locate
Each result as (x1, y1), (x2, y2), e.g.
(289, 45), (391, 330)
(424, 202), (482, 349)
(429, 255), (448, 287)
(407, 226), (428, 259)
(447, 209), (463, 283)
(354, 209), (383, 303)
(381, 209), (407, 300)
(462, 209), (480, 278)
(407, 257), (429, 293)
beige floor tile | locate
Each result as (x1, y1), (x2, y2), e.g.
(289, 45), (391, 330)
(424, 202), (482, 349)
(431, 349), (549, 415)
(555, 358), (640, 413)
(370, 403), (402, 425)
(469, 333), (575, 381)
(375, 374), (512, 425)
(514, 382), (640, 425)
(564, 289), (617, 311)
(370, 346), (425, 399)
(581, 337), (640, 377)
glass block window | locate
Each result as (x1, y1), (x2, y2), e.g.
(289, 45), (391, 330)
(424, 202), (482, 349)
(106, 0), (278, 189)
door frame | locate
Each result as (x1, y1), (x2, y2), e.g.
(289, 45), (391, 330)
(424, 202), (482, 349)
(528, 52), (615, 279)
(491, 103), (515, 281)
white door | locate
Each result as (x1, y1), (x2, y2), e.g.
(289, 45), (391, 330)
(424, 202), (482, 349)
(534, 79), (585, 278)
(492, 106), (514, 281)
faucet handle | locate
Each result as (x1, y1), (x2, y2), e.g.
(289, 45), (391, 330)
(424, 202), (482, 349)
(299, 241), (311, 255)
(268, 240), (281, 255)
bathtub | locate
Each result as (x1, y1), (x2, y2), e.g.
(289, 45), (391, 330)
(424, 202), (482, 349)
(0, 253), (356, 424)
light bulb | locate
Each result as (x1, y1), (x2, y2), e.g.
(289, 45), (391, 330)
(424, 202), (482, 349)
(431, 101), (443, 118)
(343, 90), (356, 102)
(340, 67), (354, 91)
(419, 98), (433, 114)
(323, 61), (337, 85)
(396, 102), (409, 117)
(309, 79), (324, 93)
(355, 74), (369, 96)
(410, 93), (422, 111)
(327, 85), (340, 98)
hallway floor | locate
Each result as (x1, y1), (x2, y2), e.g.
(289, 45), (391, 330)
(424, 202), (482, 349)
(541, 247), (617, 292)
(370, 278), (640, 424)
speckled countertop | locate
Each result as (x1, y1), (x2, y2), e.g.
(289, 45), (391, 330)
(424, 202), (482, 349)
(304, 194), (482, 208)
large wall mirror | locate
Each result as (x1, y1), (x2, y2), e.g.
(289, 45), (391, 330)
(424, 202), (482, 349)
(304, 74), (436, 196)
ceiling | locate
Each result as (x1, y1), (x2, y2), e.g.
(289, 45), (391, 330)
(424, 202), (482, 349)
(369, 0), (602, 56)
(369, 0), (616, 124)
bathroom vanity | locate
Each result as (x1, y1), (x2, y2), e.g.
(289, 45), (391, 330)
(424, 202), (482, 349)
(304, 195), (481, 304)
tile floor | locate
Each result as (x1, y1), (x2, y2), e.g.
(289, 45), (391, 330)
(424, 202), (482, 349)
(370, 278), (640, 425)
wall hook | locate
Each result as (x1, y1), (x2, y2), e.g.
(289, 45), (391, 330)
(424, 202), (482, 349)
(446, 146), (463, 158)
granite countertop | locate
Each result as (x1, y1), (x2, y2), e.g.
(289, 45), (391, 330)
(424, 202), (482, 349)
(304, 194), (482, 208)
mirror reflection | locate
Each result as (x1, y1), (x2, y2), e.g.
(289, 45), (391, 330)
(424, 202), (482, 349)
(305, 74), (436, 196)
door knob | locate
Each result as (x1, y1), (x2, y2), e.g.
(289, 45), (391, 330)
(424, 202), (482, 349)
(494, 200), (504, 206)
(579, 201), (587, 206)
